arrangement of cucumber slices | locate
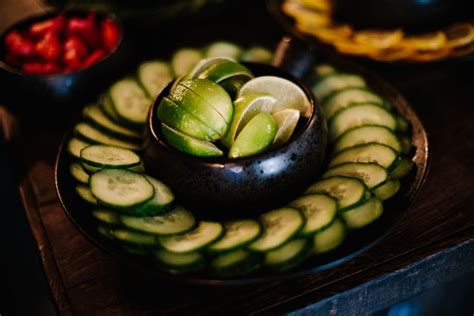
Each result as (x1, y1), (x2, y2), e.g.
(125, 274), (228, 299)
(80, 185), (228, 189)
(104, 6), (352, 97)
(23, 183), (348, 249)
(64, 41), (415, 278)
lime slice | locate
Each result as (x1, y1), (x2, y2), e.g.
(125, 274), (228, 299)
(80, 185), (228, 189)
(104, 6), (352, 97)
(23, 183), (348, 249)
(171, 48), (203, 77)
(189, 57), (233, 79)
(229, 113), (277, 158)
(157, 97), (220, 141)
(195, 60), (253, 84)
(205, 42), (243, 60)
(222, 93), (276, 148)
(241, 47), (273, 64)
(238, 76), (311, 117)
(218, 76), (247, 99)
(161, 123), (223, 157)
(169, 79), (231, 137)
(272, 109), (300, 147)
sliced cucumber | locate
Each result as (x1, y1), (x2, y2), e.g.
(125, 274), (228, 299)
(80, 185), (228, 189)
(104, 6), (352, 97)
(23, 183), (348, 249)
(100, 94), (123, 124)
(313, 219), (346, 254)
(329, 143), (400, 171)
(322, 162), (389, 189)
(208, 219), (262, 252)
(248, 207), (304, 252)
(264, 238), (312, 271)
(171, 48), (203, 77)
(90, 169), (154, 209)
(112, 228), (158, 247)
(75, 184), (98, 205)
(138, 60), (173, 98)
(80, 161), (102, 174)
(312, 73), (366, 100)
(129, 161), (146, 173)
(399, 135), (412, 154)
(390, 157), (414, 179)
(323, 87), (386, 119)
(329, 104), (397, 140)
(92, 209), (121, 225)
(396, 114), (410, 132)
(69, 162), (90, 184)
(334, 125), (401, 153)
(132, 176), (175, 216)
(83, 105), (142, 141)
(305, 176), (370, 211)
(240, 46), (273, 63)
(158, 221), (224, 253)
(289, 194), (338, 236)
(205, 41), (242, 60)
(109, 78), (151, 126)
(120, 206), (195, 235)
(372, 179), (400, 200)
(342, 196), (383, 229)
(80, 145), (141, 169)
(210, 249), (262, 277)
(67, 137), (91, 160)
(75, 123), (142, 151)
(314, 64), (336, 77)
(154, 249), (204, 273)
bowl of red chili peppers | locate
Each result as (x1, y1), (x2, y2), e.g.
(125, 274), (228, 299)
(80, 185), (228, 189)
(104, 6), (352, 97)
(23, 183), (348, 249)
(0, 10), (131, 120)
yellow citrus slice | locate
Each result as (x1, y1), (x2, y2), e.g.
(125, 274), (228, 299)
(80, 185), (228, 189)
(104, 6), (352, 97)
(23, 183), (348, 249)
(369, 46), (415, 62)
(400, 31), (447, 51)
(353, 29), (404, 50)
(443, 23), (474, 48)
(406, 47), (451, 62)
(291, 0), (332, 11)
(451, 42), (474, 57)
(334, 39), (377, 56)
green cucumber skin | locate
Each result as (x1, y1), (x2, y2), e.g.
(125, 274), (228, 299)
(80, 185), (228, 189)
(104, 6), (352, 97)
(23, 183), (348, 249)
(264, 238), (313, 272)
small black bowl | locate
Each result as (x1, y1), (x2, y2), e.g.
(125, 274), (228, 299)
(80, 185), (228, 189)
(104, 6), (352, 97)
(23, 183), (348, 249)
(0, 10), (132, 125)
(143, 62), (327, 219)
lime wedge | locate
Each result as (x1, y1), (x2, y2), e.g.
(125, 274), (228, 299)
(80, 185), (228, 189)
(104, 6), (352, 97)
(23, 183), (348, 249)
(241, 47), (273, 64)
(229, 113), (277, 158)
(157, 97), (220, 141)
(272, 109), (300, 147)
(205, 42), (243, 60)
(238, 76), (312, 117)
(161, 123), (223, 157)
(171, 48), (203, 77)
(169, 79), (231, 137)
(189, 57), (234, 79)
(222, 93), (276, 148)
(195, 60), (253, 84)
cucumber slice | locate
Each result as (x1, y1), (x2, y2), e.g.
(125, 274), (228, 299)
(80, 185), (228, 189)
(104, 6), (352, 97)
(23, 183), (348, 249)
(161, 123), (223, 157)
(264, 238), (312, 271)
(69, 162), (90, 184)
(132, 176), (175, 216)
(396, 114), (410, 132)
(129, 161), (146, 173)
(120, 206), (195, 235)
(109, 78), (151, 126)
(305, 176), (370, 211)
(171, 48), (203, 76)
(313, 219), (346, 254)
(208, 219), (262, 252)
(75, 123), (142, 151)
(289, 194), (338, 236)
(399, 135), (412, 154)
(329, 104), (397, 140)
(138, 61), (173, 98)
(81, 161), (102, 174)
(322, 162), (389, 189)
(83, 105), (142, 141)
(210, 249), (262, 277)
(90, 169), (154, 209)
(372, 179), (400, 200)
(334, 125), (401, 153)
(80, 145), (141, 169)
(248, 207), (304, 252)
(329, 143), (400, 171)
(390, 157), (414, 179)
(342, 196), (383, 229)
(113, 228), (158, 247)
(158, 221), (224, 253)
(312, 73), (366, 100)
(154, 249), (204, 273)
(92, 209), (121, 225)
(314, 64), (336, 77)
(67, 137), (91, 160)
(240, 46), (273, 64)
(205, 41), (243, 60)
(323, 87), (386, 119)
(100, 94), (123, 124)
(75, 184), (98, 205)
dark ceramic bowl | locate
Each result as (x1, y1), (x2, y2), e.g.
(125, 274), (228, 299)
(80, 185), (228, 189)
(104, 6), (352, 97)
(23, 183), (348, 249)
(143, 62), (327, 219)
(333, 0), (474, 32)
(0, 10), (132, 122)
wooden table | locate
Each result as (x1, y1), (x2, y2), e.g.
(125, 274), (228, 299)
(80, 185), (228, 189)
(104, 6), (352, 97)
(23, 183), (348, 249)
(1, 3), (474, 316)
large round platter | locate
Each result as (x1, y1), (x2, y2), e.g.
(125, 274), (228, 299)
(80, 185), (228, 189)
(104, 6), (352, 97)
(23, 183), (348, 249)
(55, 40), (429, 285)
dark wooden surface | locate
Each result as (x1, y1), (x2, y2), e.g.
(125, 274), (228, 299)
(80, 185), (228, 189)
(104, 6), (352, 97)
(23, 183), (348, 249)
(1, 3), (474, 316)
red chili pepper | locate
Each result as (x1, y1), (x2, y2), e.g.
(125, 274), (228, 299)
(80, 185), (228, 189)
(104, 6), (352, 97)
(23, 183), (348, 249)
(101, 19), (120, 51)
(29, 14), (65, 37)
(66, 12), (100, 49)
(4, 30), (35, 57)
(63, 36), (88, 66)
(23, 62), (59, 74)
(35, 31), (62, 62)
(82, 49), (106, 68)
